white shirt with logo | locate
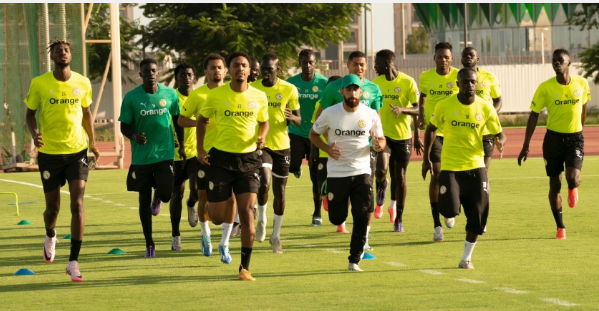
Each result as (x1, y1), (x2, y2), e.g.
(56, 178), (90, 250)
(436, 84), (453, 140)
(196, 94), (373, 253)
(312, 103), (383, 178)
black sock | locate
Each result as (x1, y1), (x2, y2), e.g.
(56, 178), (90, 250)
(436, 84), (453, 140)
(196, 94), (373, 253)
(46, 228), (56, 237)
(552, 208), (565, 228)
(240, 247), (253, 271)
(69, 239), (82, 261)
(313, 198), (322, 217)
(396, 205), (404, 223)
(171, 217), (181, 237)
(186, 198), (197, 207)
(431, 202), (442, 228)
(140, 208), (154, 247)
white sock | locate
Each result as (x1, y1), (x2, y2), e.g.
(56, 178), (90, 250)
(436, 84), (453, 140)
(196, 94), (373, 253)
(366, 225), (371, 244)
(200, 221), (211, 236)
(272, 214), (283, 239)
(389, 200), (396, 210)
(220, 223), (232, 246)
(234, 211), (240, 224)
(258, 203), (267, 222)
(461, 240), (476, 262)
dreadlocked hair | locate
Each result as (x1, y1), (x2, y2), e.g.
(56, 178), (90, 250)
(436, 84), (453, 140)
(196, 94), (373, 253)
(48, 38), (72, 53)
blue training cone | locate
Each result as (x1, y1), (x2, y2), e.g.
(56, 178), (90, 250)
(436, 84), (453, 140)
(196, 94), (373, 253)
(14, 268), (35, 276)
(362, 252), (376, 260)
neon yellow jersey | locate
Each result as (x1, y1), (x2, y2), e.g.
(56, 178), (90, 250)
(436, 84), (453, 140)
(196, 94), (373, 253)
(418, 67), (459, 137)
(24, 71), (92, 155)
(431, 94), (502, 171)
(251, 79), (299, 150)
(475, 67), (501, 102)
(531, 76), (591, 134)
(373, 72), (420, 140)
(200, 84), (268, 153)
(171, 89), (197, 161)
(183, 84), (218, 152)
(311, 101), (328, 158)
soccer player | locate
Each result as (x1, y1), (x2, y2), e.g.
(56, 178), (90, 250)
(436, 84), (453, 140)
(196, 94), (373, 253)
(287, 49), (328, 226)
(461, 47), (502, 169)
(417, 42), (460, 241)
(372, 49), (420, 233)
(517, 49), (590, 240)
(197, 51), (269, 281)
(317, 51), (382, 238)
(423, 68), (505, 269)
(178, 53), (228, 256)
(25, 39), (99, 282)
(310, 74), (385, 271)
(248, 57), (261, 83)
(119, 58), (185, 258)
(168, 63), (198, 251)
(251, 52), (300, 253)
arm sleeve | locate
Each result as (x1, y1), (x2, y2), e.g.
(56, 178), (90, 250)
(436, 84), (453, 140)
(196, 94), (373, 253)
(118, 95), (133, 124)
(312, 109), (329, 135)
(199, 93), (215, 119)
(490, 74), (501, 98)
(257, 94), (269, 122)
(24, 79), (40, 110)
(372, 111), (384, 137)
(81, 78), (93, 108)
(530, 84), (546, 113)
(169, 92), (181, 116)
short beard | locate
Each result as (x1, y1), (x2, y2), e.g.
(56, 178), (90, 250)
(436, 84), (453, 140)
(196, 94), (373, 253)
(344, 98), (359, 108)
(236, 77), (245, 83)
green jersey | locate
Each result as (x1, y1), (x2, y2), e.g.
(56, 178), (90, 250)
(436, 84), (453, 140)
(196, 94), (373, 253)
(287, 73), (328, 138)
(320, 77), (382, 111)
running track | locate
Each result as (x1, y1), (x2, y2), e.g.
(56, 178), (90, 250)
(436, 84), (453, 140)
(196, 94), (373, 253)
(96, 126), (599, 169)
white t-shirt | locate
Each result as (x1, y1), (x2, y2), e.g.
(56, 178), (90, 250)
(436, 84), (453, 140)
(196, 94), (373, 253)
(312, 103), (383, 178)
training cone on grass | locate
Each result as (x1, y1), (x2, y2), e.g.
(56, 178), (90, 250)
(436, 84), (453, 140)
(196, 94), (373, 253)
(108, 248), (126, 255)
(17, 220), (31, 225)
(63, 234), (71, 239)
(14, 268), (35, 276)
(362, 253), (376, 260)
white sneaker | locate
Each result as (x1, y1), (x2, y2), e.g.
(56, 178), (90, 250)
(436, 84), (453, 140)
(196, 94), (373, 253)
(348, 263), (363, 271)
(171, 236), (182, 251)
(231, 223), (241, 237)
(66, 260), (83, 282)
(458, 259), (475, 269)
(434, 226), (444, 242)
(256, 220), (266, 242)
(187, 199), (198, 227)
(269, 236), (283, 253)
(43, 230), (57, 263)
(444, 217), (455, 229)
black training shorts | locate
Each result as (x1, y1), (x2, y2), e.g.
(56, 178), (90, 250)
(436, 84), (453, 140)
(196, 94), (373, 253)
(384, 136), (413, 165)
(127, 160), (175, 193)
(430, 136), (444, 164)
(205, 148), (261, 202)
(543, 130), (584, 177)
(37, 149), (89, 193)
(173, 156), (198, 186)
(259, 147), (291, 178)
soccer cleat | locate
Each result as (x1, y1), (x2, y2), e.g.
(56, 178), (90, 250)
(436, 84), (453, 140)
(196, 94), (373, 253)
(364, 243), (373, 251)
(311, 216), (322, 226)
(568, 188), (578, 208)
(458, 260), (475, 269)
(187, 199), (198, 227)
(444, 217), (455, 229)
(293, 166), (302, 179)
(323, 197), (328, 212)
(256, 220), (267, 242)
(269, 236), (283, 254)
(336, 224), (350, 234)
(171, 236), (182, 251)
(218, 244), (232, 264)
(43, 230), (57, 263)
(376, 179), (388, 207)
(348, 263), (363, 271)
(150, 188), (162, 216)
(434, 226), (444, 242)
(556, 228), (566, 240)
(145, 245), (156, 258)
(388, 206), (396, 223)
(394, 221), (404, 233)
(201, 235), (212, 256)
(374, 205), (383, 219)
(231, 222), (241, 237)
(66, 261), (83, 282)
(238, 268), (256, 281)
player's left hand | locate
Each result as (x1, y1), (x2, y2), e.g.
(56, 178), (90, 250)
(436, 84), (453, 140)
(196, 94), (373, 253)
(89, 143), (101, 163)
(390, 104), (402, 117)
(421, 160), (432, 180)
(178, 146), (187, 163)
(413, 137), (423, 156)
(284, 108), (294, 120)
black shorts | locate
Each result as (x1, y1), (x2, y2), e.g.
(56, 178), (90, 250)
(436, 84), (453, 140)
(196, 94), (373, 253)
(384, 137), (412, 165)
(438, 168), (489, 235)
(316, 157), (328, 194)
(37, 149), (89, 193)
(260, 148), (290, 178)
(543, 130), (584, 177)
(430, 136), (443, 163)
(205, 148), (262, 202)
(196, 161), (209, 191)
(127, 160), (175, 193)
(327, 173), (374, 215)
(174, 157), (198, 186)
(482, 134), (495, 158)
(289, 133), (311, 173)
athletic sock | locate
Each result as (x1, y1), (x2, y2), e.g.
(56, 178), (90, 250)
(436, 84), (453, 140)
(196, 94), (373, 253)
(461, 240), (476, 262)
(258, 204), (267, 223)
(366, 225), (371, 245)
(272, 214), (283, 239)
(221, 223), (233, 246)
(46, 228), (56, 238)
(186, 198), (197, 208)
(313, 198), (322, 218)
(171, 217), (180, 237)
(240, 247), (253, 271)
(396, 205), (404, 222)
(68, 239), (82, 262)
(389, 200), (396, 211)
(552, 208), (565, 229)
(140, 207), (154, 248)
(431, 202), (442, 228)
(200, 221), (211, 236)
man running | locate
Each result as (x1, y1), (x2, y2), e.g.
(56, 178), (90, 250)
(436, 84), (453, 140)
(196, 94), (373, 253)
(417, 42), (459, 242)
(251, 52), (300, 253)
(119, 58), (185, 258)
(198, 51), (269, 281)
(287, 49), (328, 226)
(372, 49), (420, 233)
(311, 74), (385, 271)
(248, 57), (261, 83)
(178, 54), (228, 256)
(518, 48), (590, 240)
(423, 68), (505, 269)
(25, 39), (99, 282)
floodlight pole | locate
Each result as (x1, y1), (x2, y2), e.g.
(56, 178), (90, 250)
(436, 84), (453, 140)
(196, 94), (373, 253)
(464, 4), (468, 48)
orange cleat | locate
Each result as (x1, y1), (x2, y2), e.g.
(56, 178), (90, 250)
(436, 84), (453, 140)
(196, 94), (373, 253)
(567, 188), (578, 208)
(374, 205), (383, 219)
(556, 228), (566, 240)
(388, 206), (396, 223)
(336, 224), (350, 234)
(323, 197), (328, 212)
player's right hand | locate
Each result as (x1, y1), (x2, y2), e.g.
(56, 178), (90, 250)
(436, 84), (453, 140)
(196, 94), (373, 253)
(517, 147), (528, 166)
(421, 159), (432, 180)
(416, 117), (425, 130)
(198, 149), (210, 165)
(327, 141), (340, 160)
(133, 132), (147, 145)
(33, 132), (44, 148)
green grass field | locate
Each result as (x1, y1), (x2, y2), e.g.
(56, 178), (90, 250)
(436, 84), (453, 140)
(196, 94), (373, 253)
(1, 156), (599, 310)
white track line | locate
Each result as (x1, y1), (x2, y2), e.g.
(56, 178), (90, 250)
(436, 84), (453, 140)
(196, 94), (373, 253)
(418, 269), (443, 275)
(456, 278), (485, 284)
(384, 262), (407, 267)
(324, 249), (344, 254)
(494, 287), (528, 294)
(540, 298), (578, 307)
(0, 179), (69, 194)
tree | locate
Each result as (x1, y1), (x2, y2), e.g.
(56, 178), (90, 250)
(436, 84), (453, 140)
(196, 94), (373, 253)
(406, 27), (429, 54)
(139, 3), (367, 79)
(567, 4), (599, 84)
